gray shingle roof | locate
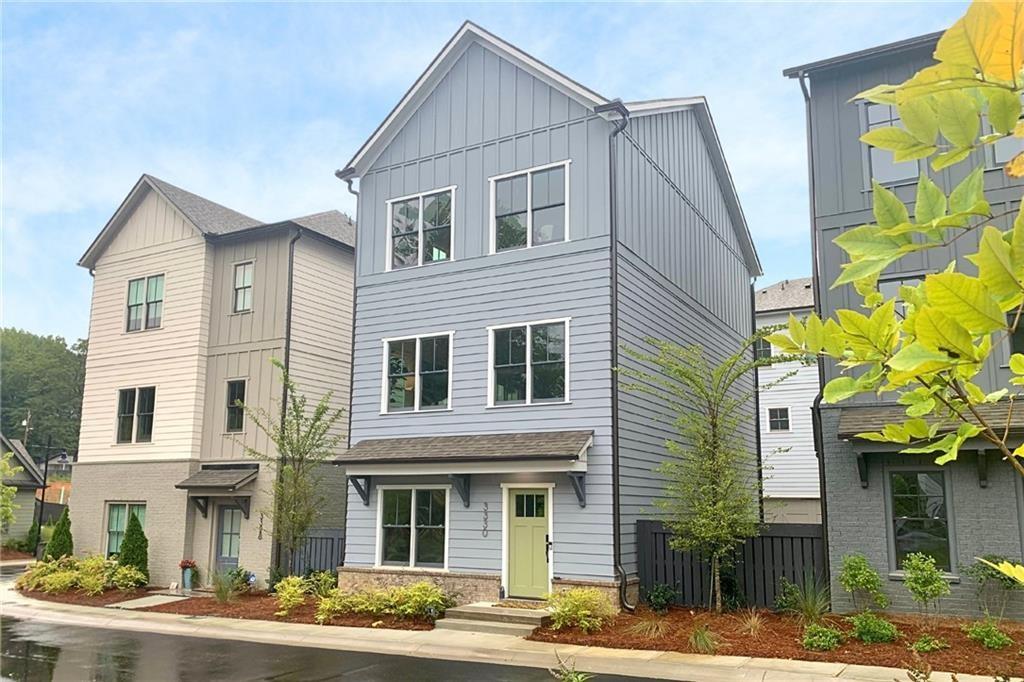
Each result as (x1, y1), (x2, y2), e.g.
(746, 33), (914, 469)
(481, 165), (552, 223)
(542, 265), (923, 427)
(289, 211), (356, 248)
(755, 277), (814, 313)
(336, 430), (594, 465)
(144, 175), (263, 234)
(174, 465), (259, 491)
(836, 402), (1024, 440)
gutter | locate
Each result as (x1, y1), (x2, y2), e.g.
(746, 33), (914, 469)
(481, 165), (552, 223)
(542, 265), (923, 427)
(751, 280), (765, 522)
(797, 71), (831, 582)
(593, 98), (635, 612)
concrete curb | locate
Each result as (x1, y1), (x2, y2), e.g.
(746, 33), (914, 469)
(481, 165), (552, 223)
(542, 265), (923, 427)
(0, 584), (1002, 682)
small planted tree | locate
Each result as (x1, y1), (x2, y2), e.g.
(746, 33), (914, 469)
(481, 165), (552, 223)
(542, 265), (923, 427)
(0, 452), (22, 529)
(118, 512), (149, 580)
(43, 507), (72, 560)
(242, 359), (345, 572)
(621, 336), (790, 613)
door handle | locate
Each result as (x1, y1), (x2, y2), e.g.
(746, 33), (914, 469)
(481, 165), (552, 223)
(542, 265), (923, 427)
(545, 534), (552, 563)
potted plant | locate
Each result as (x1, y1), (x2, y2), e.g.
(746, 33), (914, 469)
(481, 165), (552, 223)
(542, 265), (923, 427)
(179, 559), (198, 590)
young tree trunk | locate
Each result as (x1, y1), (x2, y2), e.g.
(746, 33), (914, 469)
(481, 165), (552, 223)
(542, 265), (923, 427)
(713, 555), (722, 614)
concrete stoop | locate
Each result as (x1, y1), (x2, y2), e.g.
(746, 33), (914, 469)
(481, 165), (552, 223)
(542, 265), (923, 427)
(436, 602), (549, 637)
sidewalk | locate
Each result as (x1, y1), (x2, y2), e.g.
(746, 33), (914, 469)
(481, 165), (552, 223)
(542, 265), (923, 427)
(0, 583), (1000, 682)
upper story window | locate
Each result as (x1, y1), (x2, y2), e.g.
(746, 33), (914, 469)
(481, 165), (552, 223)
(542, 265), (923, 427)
(233, 262), (254, 313)
(387, 188), (454, 270)
(864, 104), (918, 185)
(226, 379), (246, 433)
(490, 161), (569, 253)
(767, 407), (790, 431)
(126, 274), (164, 332)
(753, 337), (772, 361)
(382, 333), (452, 413)
(489, 319), (568, 406)
(117, 386), (156, 444)
(878, 276), (921, 318)
(889, 470), (952, 572)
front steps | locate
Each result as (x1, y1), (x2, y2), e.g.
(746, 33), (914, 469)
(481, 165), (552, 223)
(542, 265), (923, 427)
(436, 602), (549, 636)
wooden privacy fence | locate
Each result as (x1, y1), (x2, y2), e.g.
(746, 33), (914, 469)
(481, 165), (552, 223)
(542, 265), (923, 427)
(636, 520), (826, 608)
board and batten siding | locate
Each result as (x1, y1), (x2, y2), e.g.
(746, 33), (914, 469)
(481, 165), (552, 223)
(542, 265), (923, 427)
(78, 187), (212, 464)
(756, 308), (820, 499)
(346, 243), (615, 580)
(356, 40), (610, 279)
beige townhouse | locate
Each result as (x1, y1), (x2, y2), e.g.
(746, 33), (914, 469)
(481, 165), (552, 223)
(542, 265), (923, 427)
(71, 175), (354, 587)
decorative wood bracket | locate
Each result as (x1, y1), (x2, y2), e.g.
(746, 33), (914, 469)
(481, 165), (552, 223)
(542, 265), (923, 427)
(449, 474), (471, 508)
(568, 472), (586, 507)
(977, 450), (988, 488)
(856, 453), (869, 488)
(230, 496), (251, 520)
(191, 496), (209, 518)
(349, 476), (371, 506)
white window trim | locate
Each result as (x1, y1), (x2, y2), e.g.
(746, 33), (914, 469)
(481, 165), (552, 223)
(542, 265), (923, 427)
(766, 406), (791, 433)
(232, 260), (255, 314)
(488, 159), (571, 255)
(500, 482), (555, 599)
(374, 485), (451, 571)
(487, 317), (571, 408)
(384, 185), (457, 272)
(380, 331), (455, 414)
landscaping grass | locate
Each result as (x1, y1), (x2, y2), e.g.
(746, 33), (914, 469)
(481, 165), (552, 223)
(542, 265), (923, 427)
(529, 607), (1024, 677)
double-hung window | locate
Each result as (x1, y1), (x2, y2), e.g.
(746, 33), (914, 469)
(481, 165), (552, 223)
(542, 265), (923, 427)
(117, 387), (156, 443)
(490, 319), (568, 406)
(889, 470), (952, 571)
(106, 503), (146, 557)
(767, 407), (790, 431)
(753, 337), (772, 361)
(864, 104), (918, 185)
(126, 274), (164, 332)
(383, 333), (452, 412)
(226, 379), (246, 433)
(387, 188), (454, 270)
(233, 262), (254, 313)
(379, 488), (448, 569)
(491, 161), (569, 252)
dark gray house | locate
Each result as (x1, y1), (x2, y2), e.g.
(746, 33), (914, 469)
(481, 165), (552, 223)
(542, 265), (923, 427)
(786, 34), (1024, 617)
(334, 21), (761, 607)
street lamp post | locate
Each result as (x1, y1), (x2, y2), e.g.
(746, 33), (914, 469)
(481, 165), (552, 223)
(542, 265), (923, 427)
(32, 435), (69, 557)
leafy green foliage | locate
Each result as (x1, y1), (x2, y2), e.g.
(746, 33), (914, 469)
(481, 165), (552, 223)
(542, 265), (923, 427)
(212, 571), (239, 603)
(274, 576), (307, 617)
(847, 612), (899, 644)
(14, 555), (140, 594)
(774, 574), (830, 623)
(838, 553), (890, 610)
(304, 570), (337, 599)
(43, 507), (72, 560)
(0, 452), (22, 529)
(802, 623), (844, 651)
(111, 565), (147, 590)
(687, 624), (720, 654)
(902, 553), (951, 614)
(963, 619), (1014, 649)
(240, 359), (346, 571)
(76, 555), (116, 596)
(117, 512), (148, 580)
(621, 336), (775, 612)
(964, 554), (1024, 618)
(547, 588), (617, 634)
(909, 634), (950, 653)
(642, 583), (677, 614)
(548, 651), (594, 682)
(313, 581), (455, 625)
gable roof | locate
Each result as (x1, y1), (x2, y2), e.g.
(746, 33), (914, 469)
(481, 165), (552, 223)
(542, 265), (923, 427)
(783, 31), (941, 78)
(755, 277), (814, 313)
(337, 21), (760, 276)
(79, 175), (354, 268)
(0, 433), (45, 487)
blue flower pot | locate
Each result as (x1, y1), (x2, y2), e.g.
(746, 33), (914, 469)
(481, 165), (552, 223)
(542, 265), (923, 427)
(182, 567), (193, 590)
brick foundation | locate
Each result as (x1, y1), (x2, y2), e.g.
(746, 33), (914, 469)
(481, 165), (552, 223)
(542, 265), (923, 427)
(338, 567), (501, 604)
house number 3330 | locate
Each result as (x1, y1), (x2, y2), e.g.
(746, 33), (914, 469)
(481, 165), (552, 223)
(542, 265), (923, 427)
(481, 502), (489, 537)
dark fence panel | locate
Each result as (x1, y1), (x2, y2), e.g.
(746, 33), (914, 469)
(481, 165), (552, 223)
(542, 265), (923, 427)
(637, 520), (825, 609)
(290, 529), (345, 575)
(34, 499), (66, 526)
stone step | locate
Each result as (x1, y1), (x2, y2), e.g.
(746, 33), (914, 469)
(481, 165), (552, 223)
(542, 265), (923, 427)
(434, 618), (539, 637)
(444, 603), (550, 626)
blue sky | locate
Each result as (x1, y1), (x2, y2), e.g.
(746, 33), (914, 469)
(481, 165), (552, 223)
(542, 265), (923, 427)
(2, 2), (964, 342)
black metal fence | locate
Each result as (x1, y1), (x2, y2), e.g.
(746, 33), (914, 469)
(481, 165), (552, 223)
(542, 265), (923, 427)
(636, 520), (826, 608)
(289, 529), (345, 575)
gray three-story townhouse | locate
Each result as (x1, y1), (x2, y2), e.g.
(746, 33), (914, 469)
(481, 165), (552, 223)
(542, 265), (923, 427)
(786, 35), (1024, 617)
(334, 21), (761, 606)
(73, 175), (354, 587)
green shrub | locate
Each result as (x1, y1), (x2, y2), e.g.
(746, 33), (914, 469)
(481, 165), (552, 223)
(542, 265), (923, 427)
(226, 567), (254, 592)
(43, 508), (72, 560)
(15, 558), (66, 591)
(304, 570), (337, 599)
(802, 623), (843, 651)
(111, 565), (147, 590)
(312, 582), (455, 625)
(391, 581), (453, 618)
(212, 571), (238, 603)
(548, 588), (617, 634)
(902, 553), (950, 614)
(838, 553), (889, 610)
(274, 576), (307, 617)
(39, 570), (78, 593)
(963, 555), (1024, 619)
(847, 611), (899, 643)
(23, 521), (39, 555)
(962, 619), (1013, 650)
(314, 588), (350, 624)
(77, 556), (117, 596)
(117, 513), (148, 580)
(909, 633), (949, 653)
(642, 583), (677, 614)
(775, 573), (830, 623)
(688, 624), (720, 654)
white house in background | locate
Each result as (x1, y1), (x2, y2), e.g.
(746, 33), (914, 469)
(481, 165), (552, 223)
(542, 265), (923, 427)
(754, 277), (820, 523)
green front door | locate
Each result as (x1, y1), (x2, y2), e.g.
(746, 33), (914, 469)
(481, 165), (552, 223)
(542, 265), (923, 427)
(508, 489), (549, 599)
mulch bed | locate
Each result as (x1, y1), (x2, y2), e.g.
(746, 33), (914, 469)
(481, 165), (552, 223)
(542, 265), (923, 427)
(19, 587), (151, 607)
(1, 548), (34, 561)
(142, 592), (434, 631)
(529, 607), (1024, 677)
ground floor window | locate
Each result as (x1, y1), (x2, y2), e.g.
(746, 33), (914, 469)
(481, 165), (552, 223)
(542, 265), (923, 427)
(889, 470), (951, 572)
(379, 487), (447, 569)
(106, 502), (146, 557)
